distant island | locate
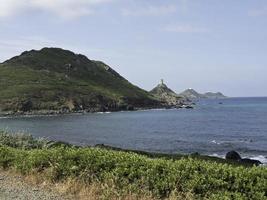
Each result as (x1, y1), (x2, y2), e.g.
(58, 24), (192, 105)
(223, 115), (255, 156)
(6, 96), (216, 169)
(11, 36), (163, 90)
(150, 81), (227, 106)
(0, 47), (225, 116)
(179, 88), (227, 99)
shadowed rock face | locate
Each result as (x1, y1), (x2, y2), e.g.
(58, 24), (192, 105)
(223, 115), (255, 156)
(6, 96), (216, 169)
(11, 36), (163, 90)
(150, 82), (189, 107)
(0, 47), (162, 114)
(226, 151), (242, 160)
(225, 151), (262, 166)
(240, 158), (262, 166)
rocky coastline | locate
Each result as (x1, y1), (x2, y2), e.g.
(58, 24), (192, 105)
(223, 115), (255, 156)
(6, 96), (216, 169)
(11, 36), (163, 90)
(0, 103), (194, 118)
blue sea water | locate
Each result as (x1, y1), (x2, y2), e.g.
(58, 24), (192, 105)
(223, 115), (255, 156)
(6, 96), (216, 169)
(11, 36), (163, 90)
(0, 97), (267, 163)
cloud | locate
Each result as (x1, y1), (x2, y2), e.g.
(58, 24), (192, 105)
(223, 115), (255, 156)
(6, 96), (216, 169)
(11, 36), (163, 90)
(0, 0), (113, 19)
(248, 7), (267, 17)
(121, 5), (177, 16)
(164, 24), (209, 33)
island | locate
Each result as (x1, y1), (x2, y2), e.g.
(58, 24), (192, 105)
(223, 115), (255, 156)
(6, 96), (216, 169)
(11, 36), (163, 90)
(180, 88), (227, 99)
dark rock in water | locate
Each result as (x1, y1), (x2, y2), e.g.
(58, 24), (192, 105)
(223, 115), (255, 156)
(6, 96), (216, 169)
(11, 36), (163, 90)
(225, 151), (242, 160)
(184, 105), (194, 109)
(225, 151), (262, 166)
(240, 158), (262, 166)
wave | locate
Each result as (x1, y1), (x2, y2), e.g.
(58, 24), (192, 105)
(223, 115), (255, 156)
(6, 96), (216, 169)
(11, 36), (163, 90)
(211, 140), (221, 145)
(97, 112), (111, 114)
(210, 153), (267, 165)
(249, 155), (267, 165)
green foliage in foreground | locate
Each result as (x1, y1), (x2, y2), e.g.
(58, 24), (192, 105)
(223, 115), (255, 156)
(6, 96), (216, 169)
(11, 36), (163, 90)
(0, 144), (266, 199)
(0, 132), (50, 149)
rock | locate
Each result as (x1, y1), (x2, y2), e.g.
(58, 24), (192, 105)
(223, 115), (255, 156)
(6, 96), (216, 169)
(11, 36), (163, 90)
(225, 151), (262, 166)
(240, 158), (262, 166)
(183, 105), (194, 109)
(225, 151), (241, 160)
(150, 80), (190, 108)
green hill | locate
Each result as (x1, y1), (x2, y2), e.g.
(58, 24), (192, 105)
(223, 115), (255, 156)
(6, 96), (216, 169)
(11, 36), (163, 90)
(0, 48), (160, 114)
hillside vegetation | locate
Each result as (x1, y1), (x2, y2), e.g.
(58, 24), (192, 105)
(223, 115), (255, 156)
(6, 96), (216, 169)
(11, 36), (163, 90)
(0, 132), (266, 200)
(0, 48), (159, 114)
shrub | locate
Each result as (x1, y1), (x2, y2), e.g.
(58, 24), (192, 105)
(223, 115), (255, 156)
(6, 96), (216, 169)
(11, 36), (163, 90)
(0, 130), (50, 149)
(0, 145), (266, 199)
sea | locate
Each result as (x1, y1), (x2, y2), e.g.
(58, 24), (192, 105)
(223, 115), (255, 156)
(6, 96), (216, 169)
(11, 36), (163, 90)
(0, 97), (266, 164)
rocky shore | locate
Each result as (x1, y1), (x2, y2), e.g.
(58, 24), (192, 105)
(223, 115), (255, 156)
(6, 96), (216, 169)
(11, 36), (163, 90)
(0, 102), (194, 117)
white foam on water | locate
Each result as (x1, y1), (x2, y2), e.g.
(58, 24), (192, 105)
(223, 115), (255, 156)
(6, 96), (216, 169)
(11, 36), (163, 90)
(210, 153), (267, 165)
(249, 155), (267, 165)
(0, 116), (11, 119)
(97, 112), (111, 114)
(210, 153), (224, 158)
(211, 140), (221, 145)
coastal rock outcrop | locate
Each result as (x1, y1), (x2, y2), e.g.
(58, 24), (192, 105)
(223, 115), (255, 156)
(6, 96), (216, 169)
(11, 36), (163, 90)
(239, 158), (262, 166)
(225, 151), (262, 166)
(150, 80), (191, 108)
(225, 151), (242, 160)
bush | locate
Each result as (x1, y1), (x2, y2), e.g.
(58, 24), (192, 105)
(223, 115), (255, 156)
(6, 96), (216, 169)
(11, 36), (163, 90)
(0, 145), (266, 199)
(0, 130), (50, 149)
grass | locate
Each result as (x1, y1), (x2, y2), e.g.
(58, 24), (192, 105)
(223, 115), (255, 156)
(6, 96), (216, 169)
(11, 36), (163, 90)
(0, 131), (266, 200)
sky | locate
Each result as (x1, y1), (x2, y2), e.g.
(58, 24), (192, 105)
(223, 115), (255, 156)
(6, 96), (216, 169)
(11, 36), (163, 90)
(0, 0), (266, 97)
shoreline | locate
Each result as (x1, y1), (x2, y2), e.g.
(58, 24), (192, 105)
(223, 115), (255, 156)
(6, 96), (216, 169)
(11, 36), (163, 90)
(94, 144), (265, 166)
(1, 131), (263, 167)
(0, 104), (195, 118)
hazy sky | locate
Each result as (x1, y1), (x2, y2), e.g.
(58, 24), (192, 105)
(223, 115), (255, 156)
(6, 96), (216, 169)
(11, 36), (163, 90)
(0, 0), (266, 97)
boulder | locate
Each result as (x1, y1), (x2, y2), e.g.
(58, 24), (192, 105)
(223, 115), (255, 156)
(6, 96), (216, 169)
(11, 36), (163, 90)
(240, 158), (262, 166)
(225, 151), (241, 160)
(225, 151), (262, 166)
